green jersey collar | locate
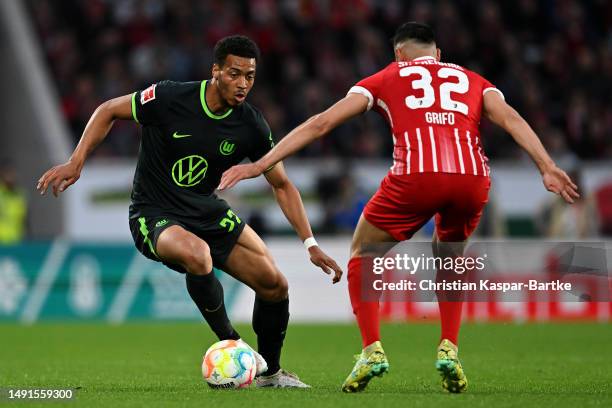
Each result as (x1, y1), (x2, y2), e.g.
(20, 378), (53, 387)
(200, 80), (233, 120)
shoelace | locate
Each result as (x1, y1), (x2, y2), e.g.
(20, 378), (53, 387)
(279, 369), (300, 380)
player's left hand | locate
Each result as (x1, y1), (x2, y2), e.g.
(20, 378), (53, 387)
(542, 165), (580, 204)
(219, 163), (262, 190)
(308, 246), (343, 284)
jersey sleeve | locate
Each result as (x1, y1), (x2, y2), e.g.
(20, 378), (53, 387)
(131, 80), (177, 126)
(347, 68), (386, 111)
(247, 110), (276, 166)
(480, 76), (505, 100)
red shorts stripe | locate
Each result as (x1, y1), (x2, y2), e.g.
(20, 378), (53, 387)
(363, 173), (490, 241)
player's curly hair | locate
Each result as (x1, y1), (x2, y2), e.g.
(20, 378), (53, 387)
(214, 35), (260, 67)
(393, 22), (436, 47)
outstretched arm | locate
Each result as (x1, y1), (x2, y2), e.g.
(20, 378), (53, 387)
(219, 93), (369, 189)
(263, 162), (343, 283)
(483, 91), (579, 203)
(37, 94), (133, 196)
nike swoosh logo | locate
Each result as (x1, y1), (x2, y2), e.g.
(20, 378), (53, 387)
(172, 131), (192, 139)
(204, 302), (223, 313)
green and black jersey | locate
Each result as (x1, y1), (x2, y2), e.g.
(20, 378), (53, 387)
(129, 80), (275, 220)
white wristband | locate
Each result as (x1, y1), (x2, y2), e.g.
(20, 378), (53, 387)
(303, 237), (318, 250)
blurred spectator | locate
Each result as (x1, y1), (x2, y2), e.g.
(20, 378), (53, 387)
(316, 168), (368, 233)
(594, 182), (612, 237)
(0, 162), (27, 244)
(28, 0), (611, 162)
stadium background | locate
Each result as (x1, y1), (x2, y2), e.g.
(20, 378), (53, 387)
(0, 1), (610, 406)
(1, 0), (609, 322)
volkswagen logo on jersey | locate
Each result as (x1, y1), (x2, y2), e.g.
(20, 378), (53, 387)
(219, 139), (236, 155)
(172, 155), (208, 187)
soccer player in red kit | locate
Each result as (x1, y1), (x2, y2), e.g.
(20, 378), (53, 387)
(220, 23), (579, 393)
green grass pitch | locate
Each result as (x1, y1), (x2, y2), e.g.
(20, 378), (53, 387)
(1, 322), (610, 407)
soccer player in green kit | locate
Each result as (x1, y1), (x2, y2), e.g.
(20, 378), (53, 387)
(37, 35), (342, 388)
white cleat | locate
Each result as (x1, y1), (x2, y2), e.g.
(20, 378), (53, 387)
(236, 339), (268, 376)
(255, 369), (311, 388)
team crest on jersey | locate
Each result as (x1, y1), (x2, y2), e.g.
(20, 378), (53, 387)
(219, 139), (236, 155)
(141, 84), (156, 104)
(172, 155), (208, 187)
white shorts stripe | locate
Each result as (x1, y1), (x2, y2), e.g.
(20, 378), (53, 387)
(454, 128), (465, 174)
(416, 128), (423, 173)
(429, 127), (438, 172)
(404, 131), (411, 175)
(466, 130), (477, 176)
(390, 133), (398, 175)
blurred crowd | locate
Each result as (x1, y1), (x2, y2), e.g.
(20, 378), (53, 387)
(29, 0), (611, 161)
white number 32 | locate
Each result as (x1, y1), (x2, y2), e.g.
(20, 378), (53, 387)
(400, 66), (469, 115)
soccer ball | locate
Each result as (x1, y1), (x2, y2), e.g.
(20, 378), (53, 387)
(202, 340), (257, 389)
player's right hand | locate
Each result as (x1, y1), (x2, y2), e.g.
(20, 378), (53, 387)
(219, 162), (263, 190)
(542, 165), (580, 204)
(308, 246), (343, 284)
(37, 161), (81, 197)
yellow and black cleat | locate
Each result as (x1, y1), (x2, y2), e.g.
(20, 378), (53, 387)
(341, 341), (389, 393)
(435, 339), (468, 393)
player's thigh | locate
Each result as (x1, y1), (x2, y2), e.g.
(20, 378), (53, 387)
(351, 213), (397, 258)
(156, 225), (212, 273)
(436, 175), (490, 242)
(223, 225), (287, 300)
(360, 174), (435, 246)
(130, 216), (191, 273)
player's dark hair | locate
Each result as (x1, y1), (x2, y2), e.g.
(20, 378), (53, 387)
(393, 22), (436, 47)
(213, 35), (260, 67)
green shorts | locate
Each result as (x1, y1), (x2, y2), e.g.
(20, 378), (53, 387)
(129, 207), (245, 273)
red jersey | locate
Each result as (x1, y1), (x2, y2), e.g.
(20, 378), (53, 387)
(348, 56), (503, 177)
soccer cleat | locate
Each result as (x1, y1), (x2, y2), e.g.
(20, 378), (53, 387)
(435, 339), (468, 393)
(236, 339), (268, 376)
(255, 369), (311, 388)
(341, 341), (389, 393)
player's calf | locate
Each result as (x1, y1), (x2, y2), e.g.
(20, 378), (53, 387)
(252, 295), (289, 376)
(185, 271), (241, 341)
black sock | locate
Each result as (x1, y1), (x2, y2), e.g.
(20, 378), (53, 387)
(252, 297), (289, 376)
(185, 272), (240, 341)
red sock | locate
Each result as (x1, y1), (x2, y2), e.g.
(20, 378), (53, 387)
(435, 256), (466, 346)
(348, 257), (381, 348)
(437, 301), (463, 345)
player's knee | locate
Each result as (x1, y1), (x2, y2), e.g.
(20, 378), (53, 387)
(270, 276), (289, 301)
(275, 274), (289, 299)
(436, 239), (466, 258)
(257, 273), (288, 302)
(182, 240), (213, 275)
(350, 239), (365, 258)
